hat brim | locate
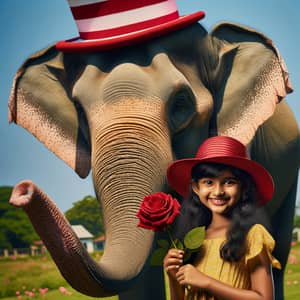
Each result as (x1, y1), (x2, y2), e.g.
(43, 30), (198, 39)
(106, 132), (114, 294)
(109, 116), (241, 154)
(56, 11), (205, 53)
(167, 156), (274, 206)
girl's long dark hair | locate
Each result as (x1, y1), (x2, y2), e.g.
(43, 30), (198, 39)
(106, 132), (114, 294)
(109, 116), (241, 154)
(172, 162), (270, 263)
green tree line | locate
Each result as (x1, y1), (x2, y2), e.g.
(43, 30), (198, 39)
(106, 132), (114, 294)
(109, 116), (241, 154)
(295, 214), (300, 228)
(0, 186), (38, 249)
(0, 186), (104, 249)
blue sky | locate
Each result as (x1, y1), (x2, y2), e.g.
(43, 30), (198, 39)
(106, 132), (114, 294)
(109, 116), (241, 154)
(0, 0), (299, 212)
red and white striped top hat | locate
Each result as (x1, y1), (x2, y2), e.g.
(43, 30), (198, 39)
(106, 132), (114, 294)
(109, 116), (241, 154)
(56, 0), (205, 52)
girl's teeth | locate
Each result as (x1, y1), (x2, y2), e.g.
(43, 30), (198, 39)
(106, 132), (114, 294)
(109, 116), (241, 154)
(211, 199), (226, 205)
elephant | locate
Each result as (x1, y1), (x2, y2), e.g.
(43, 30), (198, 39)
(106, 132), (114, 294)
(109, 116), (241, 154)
(8, 20), (300, 300)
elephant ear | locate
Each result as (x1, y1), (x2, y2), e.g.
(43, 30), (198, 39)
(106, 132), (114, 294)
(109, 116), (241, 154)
(8, 45), (91, 178)
(209, 22), (293, 144)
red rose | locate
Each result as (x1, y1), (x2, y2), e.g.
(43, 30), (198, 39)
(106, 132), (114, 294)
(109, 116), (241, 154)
(137, 192), (181, 232)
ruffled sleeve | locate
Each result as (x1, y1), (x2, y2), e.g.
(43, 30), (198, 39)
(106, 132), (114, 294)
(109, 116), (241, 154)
(245, 224), (281, 269)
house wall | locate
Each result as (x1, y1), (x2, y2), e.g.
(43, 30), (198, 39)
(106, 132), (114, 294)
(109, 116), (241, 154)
(80, 238), (94, 253)
(292, 228), (300, 241)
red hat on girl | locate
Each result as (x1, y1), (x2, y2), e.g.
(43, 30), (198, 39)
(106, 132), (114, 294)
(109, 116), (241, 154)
(56, 0), (205, 52)
(167, 136), (274, 206)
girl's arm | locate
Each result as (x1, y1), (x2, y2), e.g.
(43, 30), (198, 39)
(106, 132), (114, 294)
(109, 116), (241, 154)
(168, 277), (185, 300)
(176, 251), (274, 300)
(164, 249), (185, 300)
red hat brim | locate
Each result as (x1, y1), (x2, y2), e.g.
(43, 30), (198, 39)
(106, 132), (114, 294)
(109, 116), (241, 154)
(56, 11), (205, 53)
(167, 156), (274, 206)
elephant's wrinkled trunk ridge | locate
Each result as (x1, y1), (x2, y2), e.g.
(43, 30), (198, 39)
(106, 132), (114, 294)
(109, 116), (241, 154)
(89, 101), (173, 290)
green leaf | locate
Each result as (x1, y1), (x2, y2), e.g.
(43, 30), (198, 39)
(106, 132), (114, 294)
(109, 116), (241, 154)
(174, 239), (184, 250)
(150, 248), (168, 266)
(157, 239), (169, 249)
(184, 226), (205, 250)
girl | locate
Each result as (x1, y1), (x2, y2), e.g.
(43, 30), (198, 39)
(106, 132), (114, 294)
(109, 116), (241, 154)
(164, 136), (281, 300)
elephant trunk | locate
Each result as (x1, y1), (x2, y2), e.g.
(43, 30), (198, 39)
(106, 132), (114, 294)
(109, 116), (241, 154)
(10, 98), (173, 296)
(10, 184), (116, 296)
(89, 98), (173, 290)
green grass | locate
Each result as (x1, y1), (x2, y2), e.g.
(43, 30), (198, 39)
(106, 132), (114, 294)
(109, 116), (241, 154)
(284, 241), (300, 299)
(0, 254), (117, 300)
(1, 244), (300, 300)
(0, 289), (117, 300)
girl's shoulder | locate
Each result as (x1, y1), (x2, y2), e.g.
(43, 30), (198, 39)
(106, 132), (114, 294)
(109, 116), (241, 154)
(247, 224), (272, 239)
(246, 224), (275, 252)
(245, 224), (281, 269)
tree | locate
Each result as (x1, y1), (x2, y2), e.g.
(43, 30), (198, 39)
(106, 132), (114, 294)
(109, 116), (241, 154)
(0, 186), (39, 249)
(294, 214), (300, 228)
(65, 195), (104, 237)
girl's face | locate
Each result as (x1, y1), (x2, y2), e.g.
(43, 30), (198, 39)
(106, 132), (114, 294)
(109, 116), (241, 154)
(192, 169), (242, 215)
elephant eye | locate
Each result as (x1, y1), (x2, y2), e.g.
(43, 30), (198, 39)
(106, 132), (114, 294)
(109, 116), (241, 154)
(167, 89), (196, 133)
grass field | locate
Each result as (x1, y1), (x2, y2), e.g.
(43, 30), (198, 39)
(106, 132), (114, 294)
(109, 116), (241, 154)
(284, 241), (300, 299)
(1, 243), (299, 300)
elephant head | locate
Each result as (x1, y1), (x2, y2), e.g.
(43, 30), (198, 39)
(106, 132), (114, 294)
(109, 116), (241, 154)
(8, 21), (297, 297)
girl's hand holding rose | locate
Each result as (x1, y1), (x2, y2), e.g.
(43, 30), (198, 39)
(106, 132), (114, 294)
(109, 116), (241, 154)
(163, 249), (184, 280)
(176, 264), (209, 289)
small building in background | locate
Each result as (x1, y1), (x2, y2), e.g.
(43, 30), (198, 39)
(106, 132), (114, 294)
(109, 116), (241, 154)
(71, 225), (94, 253)
(293, 227), (300, 242)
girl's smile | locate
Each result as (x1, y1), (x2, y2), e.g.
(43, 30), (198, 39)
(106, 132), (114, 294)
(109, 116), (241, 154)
(192, 170), (242, 215)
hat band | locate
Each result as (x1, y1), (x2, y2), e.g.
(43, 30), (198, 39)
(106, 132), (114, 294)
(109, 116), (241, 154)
(79, 11), (178, 40)
(69, 0), (179, 40)
(197, 142), (249, 160)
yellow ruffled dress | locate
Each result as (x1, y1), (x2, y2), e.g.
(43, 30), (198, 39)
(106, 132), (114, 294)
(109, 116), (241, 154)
(185, 224), (281, 300)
